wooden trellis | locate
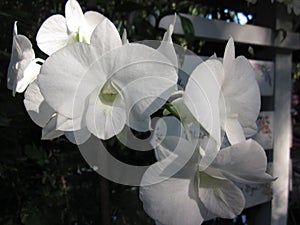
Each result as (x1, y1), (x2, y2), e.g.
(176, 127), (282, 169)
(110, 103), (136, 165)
(159, 3), (300, 225)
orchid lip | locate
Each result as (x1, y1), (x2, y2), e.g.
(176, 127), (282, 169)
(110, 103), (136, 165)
(98, 81), (119, 106)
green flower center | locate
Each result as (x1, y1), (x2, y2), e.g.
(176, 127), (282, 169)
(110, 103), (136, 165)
(73, 31), (88, 43)
(99, 81), (119, 105)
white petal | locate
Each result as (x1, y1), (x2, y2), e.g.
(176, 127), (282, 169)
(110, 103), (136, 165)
(142, 116), (199, 186)
(80, 11), (107, 43)
(107, 44), (177, 131)
(243, 123), (258, 137)
(122, 29), (129, 45)
(185, 59), (223, 144)
(56, 114), (83, 131)
(223, 37), (235, 77)
(16, 60), (41, 93)
(7, 22), (18, 90)
(84, 11), (106, 29)
(14, 35), (34, 58)
(65, 0), (84, 32)
(198, 172), (245, 218)
(157, 15), (178, 70)
(36, 15), (69, 55)
(152, 116), (186, 149)
(222, 56), (261, 137)
(42, 116), (64, 140)
(85, 88), (126, 140)
(140, 176), (204, 225)
(168, 97), (197, 125)
(38, 43), (99, 118)
(211, 139), (274, 184)
(90, 17), (122, 53)
(224, 117), (246, 145)
(123, 76), (177, 131)
(7, 34), (35, 95)
(13, 21), (18, 35)
(24, 80), (55, 127)
(198, 136), (219, 171)
(64, 127), (91, 144)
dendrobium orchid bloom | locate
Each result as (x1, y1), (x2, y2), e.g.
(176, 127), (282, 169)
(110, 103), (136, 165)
(23, 12), (178, 144)
(36, 0), (109, 55)
(24, 11), (125, 143)
(36, 14), (178, 141)
(221, 38), (260, 144)
(140, 117), (273, 225)
(182, 38), (260, 161)
(7, 22), (43, 96)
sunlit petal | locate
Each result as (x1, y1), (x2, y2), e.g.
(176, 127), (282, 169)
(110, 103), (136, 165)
(184, 59), (223, 144)
(224, 117), (246, 145)
(38, 43), (99, 119)
(90, 17), (122, 53)
(36, 15), (69, 55)
(223, 37), (235, 78)
(85, 88), (126, 140)
(211, 139), (274, 184)
(140, 176), (204, 225)
(198, 172), (245, 218)
(65, 0), (84, 32)
(157, 14), (178, 70)
(122, 29), (129, 45)
(107, 44), (177, 131)
(222, 38), (260, 141)
(80, 11), (107, 43)
(16, 60), (41, 93)
(7, 22), (35, 95)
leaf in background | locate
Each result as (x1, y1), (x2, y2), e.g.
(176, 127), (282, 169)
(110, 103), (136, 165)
(179, 15), (194, 36)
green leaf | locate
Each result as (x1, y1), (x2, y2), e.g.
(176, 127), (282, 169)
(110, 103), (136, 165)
(179, 15), (194, 36)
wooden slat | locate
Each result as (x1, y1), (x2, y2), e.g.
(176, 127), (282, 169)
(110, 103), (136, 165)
(159, 14), (300, 50)
(271, 52), (291, 225)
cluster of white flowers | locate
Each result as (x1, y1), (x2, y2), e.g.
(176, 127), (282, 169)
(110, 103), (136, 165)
(140, 39), (274, 225)
(7, 0), (274, 224)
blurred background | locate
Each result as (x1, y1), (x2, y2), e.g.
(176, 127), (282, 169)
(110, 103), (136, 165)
(1, 0), (300, 224)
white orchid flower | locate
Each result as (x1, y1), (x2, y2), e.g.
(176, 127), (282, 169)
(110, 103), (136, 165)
(36, 0), (110, 55)
(24, 14), (124, 143)
(38, 43), (177, 140)
(26, 16), (177, 144)
(37, 17), (178, 141)
(221, 38), (260, 145)
(24, 14), (124, 142)
(183, 38), (260, 154)
(7, 22), (43, 96)
(140, 117), (274, 225)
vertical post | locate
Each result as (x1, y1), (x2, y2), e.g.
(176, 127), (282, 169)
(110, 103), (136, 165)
(271, 4), (292, 225)
(99, 176), (111, 225)
(271, 52), (292, 225)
